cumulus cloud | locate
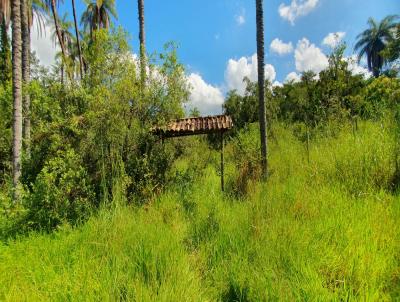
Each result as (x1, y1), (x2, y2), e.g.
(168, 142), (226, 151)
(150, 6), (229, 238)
(225, 54), (276, 95)
(295, 38), (328, 73)
(322, 32), (346, 48)
(186, 73), (224, 115)
(279, 0), (319, 25)
(270, 38), (293, 55)
(285, 71), (301, 83)
(345, 55), (372, 78)
(31, 22), (58, 67)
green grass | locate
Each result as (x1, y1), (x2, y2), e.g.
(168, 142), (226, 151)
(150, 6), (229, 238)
(0, 121), (399, 301)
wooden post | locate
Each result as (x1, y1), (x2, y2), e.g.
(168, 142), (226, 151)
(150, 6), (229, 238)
(221, 131), (224, 192)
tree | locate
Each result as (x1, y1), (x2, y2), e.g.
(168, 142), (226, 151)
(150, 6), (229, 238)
(71, 0), (83, 80)
(51, 12), (74, 83)
(137, 0), (146, 91)
(0, 0), (10, 24)
(0, 0), (11, 86)
(23, 0), (48, 155)
(255, 0), (268, 177)
(11, 0), (23, 201)
(0, 14), (11, 85)
(355, 15), (399, 78)
(45, 0), (67, 59)
(81, 0), (117, 38)
(21, 0), (31, 155)
(383, 24), (400, 64)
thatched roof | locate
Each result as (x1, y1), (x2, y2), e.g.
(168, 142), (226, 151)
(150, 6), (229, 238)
(152, 115), (233, 137)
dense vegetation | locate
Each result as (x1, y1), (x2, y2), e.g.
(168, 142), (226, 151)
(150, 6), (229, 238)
(0, 0), (400, 300)
(1, 122), (400, 300)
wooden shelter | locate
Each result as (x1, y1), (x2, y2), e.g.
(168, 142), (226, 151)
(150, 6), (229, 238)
(152, 115), (233, 191)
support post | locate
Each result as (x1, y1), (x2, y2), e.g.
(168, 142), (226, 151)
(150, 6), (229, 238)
(221, 131), (224, 192)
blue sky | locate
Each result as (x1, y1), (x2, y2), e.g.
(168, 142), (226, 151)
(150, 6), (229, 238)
(32, 0), (399, 114)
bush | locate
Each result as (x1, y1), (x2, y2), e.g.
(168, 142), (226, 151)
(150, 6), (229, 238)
(24, 149), (93, 231)
(228, 124), (262, 197)
(0, 82), (12, 186)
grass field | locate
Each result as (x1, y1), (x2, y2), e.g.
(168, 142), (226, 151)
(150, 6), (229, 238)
(1, 121), (399, 301)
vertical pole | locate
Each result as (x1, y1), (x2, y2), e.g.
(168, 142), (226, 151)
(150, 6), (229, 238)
(221, 131), (224, 192)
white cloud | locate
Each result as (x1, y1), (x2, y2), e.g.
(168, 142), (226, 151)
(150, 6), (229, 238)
(186, 73), (224, 115)
(31, 22), (58, 67)
(236, 15), (245, 25)
(279, 0), (319, 25)
(285, 71), (301, 83)
(273, 80), (283, 87)
(295, 38), (328, 73)
(346, 55), (372, 78)
(322, 32), (346, 48)
(270, 38), (293, 55)
(225, 54), (276, 95)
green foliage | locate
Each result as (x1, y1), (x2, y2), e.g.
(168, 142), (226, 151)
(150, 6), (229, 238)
(224, 78), (275, 133)
(224, 44), (369, 135)
(0, 21), (11, 86)
(2, 13), (400, 300)
(0, 122), (399, 300)
(0, 82), (12, 185)
(358, 76), (400, 119)
(0, 28), (190, 230)
(24, 149), (93, 231)
(382, 24), (400, 65)
(227, 124), (262, 197)
(355, 15), (399, 77)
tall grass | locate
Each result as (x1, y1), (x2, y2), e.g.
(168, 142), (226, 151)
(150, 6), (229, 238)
(0, 121), (399, 301)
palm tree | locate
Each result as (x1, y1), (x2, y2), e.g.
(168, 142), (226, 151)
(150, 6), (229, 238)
(383, 24), (400, 63)
(21, 0), (31, 155)
(11, 0), (23, 201)
(2, 0), (47, 160)
(80, 0), (117, 38)
(50, 12), (73, 83)
(355, 15), (399, 78)
(0, 0), (11, 85)
(0, 0), (10, 28)
(0, 0), (11, 79)
(45, 0), (67, 58)
(22, 0), (48, 156)
(138, 0), (145, 91)
(0, 0), (10, 25)
(255, 0), (268, 177)
(71, 0), (83, 79)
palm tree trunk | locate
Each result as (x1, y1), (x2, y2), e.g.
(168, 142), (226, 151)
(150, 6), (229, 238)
(138, 0), (146, 91)
(256, 0), (268, 177)
(50, 0), (66, 58)
(71, 0), (83, 80)
(11, 0), (23, 201)
(21, 0), (31, 157)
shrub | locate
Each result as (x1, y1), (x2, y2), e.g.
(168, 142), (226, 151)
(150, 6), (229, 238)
(24, 149), (93, 231)
(228, 124), (262, 197)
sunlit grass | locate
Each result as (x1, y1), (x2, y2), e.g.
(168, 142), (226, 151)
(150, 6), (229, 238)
(0, 121), (399, 301)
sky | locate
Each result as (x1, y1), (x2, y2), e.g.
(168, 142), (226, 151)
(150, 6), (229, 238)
(31, 0), (400, 115)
